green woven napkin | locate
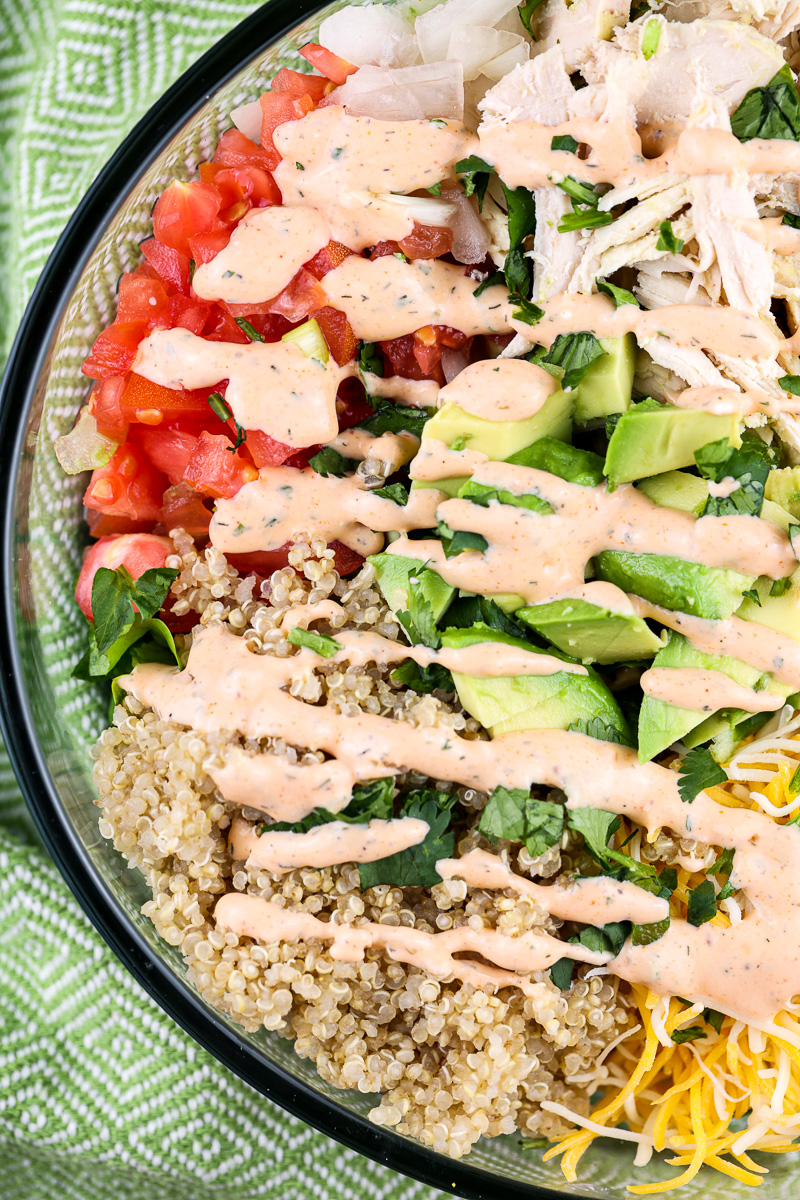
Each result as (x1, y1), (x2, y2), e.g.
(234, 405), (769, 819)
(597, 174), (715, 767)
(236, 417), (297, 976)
(0, 4), (446, 1197)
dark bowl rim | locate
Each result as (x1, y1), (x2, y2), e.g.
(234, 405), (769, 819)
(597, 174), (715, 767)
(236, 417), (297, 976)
(0, 5), (580, 1198)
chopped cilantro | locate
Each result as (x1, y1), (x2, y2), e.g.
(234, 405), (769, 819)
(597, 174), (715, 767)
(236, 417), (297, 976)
(308, 446), (356, 478)
(557, 176), (599, 207)
(550, 958), (574, 991)
(558, 209), (614, 233)
(511, 297), (545, 326)
(373, 482), (409, 505)
(597, 278), (639, 308)
(705, 1008), (724, 1035)
(455, 155), (494, 212)
(771, 577), (793, 597)
(478, 786), (565, 856)
(687, 879), (717, 927)
(779, 374), (800, 396)
(396, 573), (441, 649)
(567, 716), (628, 745)
(459, 478), (552, 515)
(358, 342), (384, 378)
(359, 401), (429, 439)
(391, 659), (453, 694)
(358, 791), (456, 888)
(502, 182), (537, 299)
(436, 520), (489, 558)
(671, 1025), (708, 1045)
(518, 0), (547, 34)
(473, 270), (505, 297)
(72, 564), (179, 684)
(551, 134), (579, 153)
(427, 182), (442, 196)
(783, 213), (800, 229)
(742, 588), (762, 606)
(269, 778), (395, 835)
(656, 220), (684, 254)
(694, 432), (774, 517)
(529, 332), (607, 390)
(731, 64), (800, 143)
(287, 627), (342, 657)
(677, 747), (728, 803)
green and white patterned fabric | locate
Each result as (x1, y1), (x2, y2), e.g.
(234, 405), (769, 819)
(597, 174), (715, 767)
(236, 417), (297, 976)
(0, 3), (447, 1197)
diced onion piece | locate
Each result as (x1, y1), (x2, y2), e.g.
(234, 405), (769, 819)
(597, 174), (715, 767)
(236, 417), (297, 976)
(376, 193), (458, 227)
(415, 0), (520, 64)
(230, 99), (263, 142)
(442, 347), (469, 382)
(319, 4), (418, 68)
(335, 60), (464, 121)
(447, 26), (528, 83)
(281, 318), (329, 363)
(481, 38), (530, 83)
(444, 186), (492, 263)
(55, 408), (119, 475)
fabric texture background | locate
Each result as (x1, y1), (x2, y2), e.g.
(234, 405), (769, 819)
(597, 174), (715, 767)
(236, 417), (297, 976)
(0, 3), (445, 1196)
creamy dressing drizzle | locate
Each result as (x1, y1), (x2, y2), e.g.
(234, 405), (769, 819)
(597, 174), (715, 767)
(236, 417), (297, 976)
(273, 106), (473, 250)
(321, 255), (515, 341)
(122, 624), (800, 1022)
(640, 667), (784, 714)
(361, 372), (440, 407)
(628, 598), (800, 691)
(330, 427), (419, 472)
(229, 813), (429, 873)
(666, 387), (800, 418)
(192, 206), (330, 304)
(388, 464), (796, 604)
(132, 328), (344, 447)
(436, 358), (558, 421)
(408, 437), (489, 482)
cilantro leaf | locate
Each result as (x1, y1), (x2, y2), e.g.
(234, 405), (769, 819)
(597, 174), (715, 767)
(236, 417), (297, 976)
(687, 878), (717, 927)
(396, 572), (441, 649)
(473, 270), (505, 297)
(705, 1008), (724, 1034)
(511, 297), (545, 326)
(567, 716), (628, 745)
(566, 808), (620, 864)
(443, 595), (535, 642)
(631, 916), (670, 946)
(373, 482), (409, 505)
(783, 213), (800, 229)
(479, 786), (565, 857)
(551, 134), (579, 154)
(557, 176), (599, 207)
(90, 565), (178, 657)
(550, 958), (574, 990)
(771, 577), (793, 597)
(235, 317), (265, 343)
(287, 627), (342, 657)
(501, 183), (537, 299)
(436, 520), (489, 559)
(656, 221), (684, 253)
(530, 332), (607, 390)
(308, 446), (356, 478)
(75, 616), (180, 683)
(742, 587), (762, 606)
(677, 746), (728, 803)
(270, 778), (395, 835)
(358, 342), (384, 378)
(597, 278), (639, 308)
(571, 922), (630, 956)
(359, 401), (429, 438)
(731, 64), (800, 143)
(391, 659), (453, 694)
(641, 18), (661, 59)
(671, 1025), (708, 1045)
(558, 210), (613, 233)
(779, 374), (800, 396)
(455, 155), (495, 212)
(694, 432), (774, 517)
(358, 793), (455, 888)
(518, 0), (547, 33)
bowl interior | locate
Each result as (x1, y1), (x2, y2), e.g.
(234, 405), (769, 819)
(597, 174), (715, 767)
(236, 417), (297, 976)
(7, 2), (800, 1195)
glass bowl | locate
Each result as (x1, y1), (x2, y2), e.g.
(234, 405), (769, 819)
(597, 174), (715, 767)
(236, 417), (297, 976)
(2, 2), (799, 1196)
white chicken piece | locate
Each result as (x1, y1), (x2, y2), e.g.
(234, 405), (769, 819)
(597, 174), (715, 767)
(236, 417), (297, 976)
(664, 0), (800, 43)
(528, 0), (631, 72)
(634, 267), (714, 309)
(642, 335), (732, 389)
(634, 348), (695, 400)
(583, 18), (783, 126)
(688, 99), (775, 314)
(569, 182), (693, 293)
(772, 414), (800, 461)
(753, 174), (800, 219)
(479, 50), (584, 301)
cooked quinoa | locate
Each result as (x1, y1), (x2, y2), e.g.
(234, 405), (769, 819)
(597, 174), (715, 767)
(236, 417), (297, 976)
(92, 530), (632, 1156)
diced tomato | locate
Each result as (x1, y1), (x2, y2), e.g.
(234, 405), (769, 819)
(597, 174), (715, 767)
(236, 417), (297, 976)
(413, 336), (442, 377)
(436, 325), (472, 351)
(140, 237), (192, 294)
(188, 227), (231, 265)
(269, 267), (327, 321)
(336, 377), (373, 429)
(87, 510), (151, 538)
(202, 306), (250, 343)
(304, 241), (354, 280)
(116, 274), (171, 327)
(131, 425), (199, 484)
(299, 43), (357, 86)
(160, 482), (212, 538)
(369, 240), (402, 260)
(223, 309), (295, 341)
(246, 429), (297, 467)
(120, 374), (213, 426)
(212, 127), (279, 170)
(382, 333), (444, 383)
(183, 431), (258, 498)
(89, 376), (128, 441)
(399, 223), (454, 260)
(259, 91), (313, 168)
(170, 293), (211, 334)
(315, 306), (358, 366)
(226, 540), (362, 580)
(83, 442), (168, 522)
(82, 321), (146, 380)
(153, 180), (225, 258)
(159, 600), (200, 634)
(75, 532), (174, 621)
(201, 163), (281, 215)
(271, 67), (329, 102)
(329, 542), (365, 576)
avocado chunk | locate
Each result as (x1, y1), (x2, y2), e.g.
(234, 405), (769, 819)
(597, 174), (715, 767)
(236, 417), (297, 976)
(604, 398), (742, 488)
(441, 623), (629, 739)
(572, 334), (636, 426)
(506, 436), (605, 486)
(637, 468), (795, 533)
(637, 631), (782, 762)
(515, 596), (666, 664)
(412, 389), (573, 494)
(368, 553), (454, 622)
(595, 550), (756, 620)
(736, 571), (800, 639)
(765, 466), (800, 519)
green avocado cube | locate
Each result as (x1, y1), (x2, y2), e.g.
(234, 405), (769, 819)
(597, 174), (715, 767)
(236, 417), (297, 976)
(604, 399), (741, 488)
(595, 550), (756, 620)
(572, 334), (636, 426)
(515, 597), (665, 664)
(368, 553), (454, 622)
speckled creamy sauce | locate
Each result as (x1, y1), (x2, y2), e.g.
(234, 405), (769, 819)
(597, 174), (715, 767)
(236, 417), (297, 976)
(121, 98), (800, 1026)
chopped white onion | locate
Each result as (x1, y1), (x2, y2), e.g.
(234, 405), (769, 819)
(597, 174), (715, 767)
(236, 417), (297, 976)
(443, 186), (492, 263)
(319, 4), (418, 68)
(55, 408), (118, 476)
(482, 39), (530, 83)
(376, 192), (458, 226)
(447, 26), (528, 82)
(415, 0), (520, 64)
(442, 347), (469, 382)
(335, 60), (464, 121)
(230, 99), (263, 143)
